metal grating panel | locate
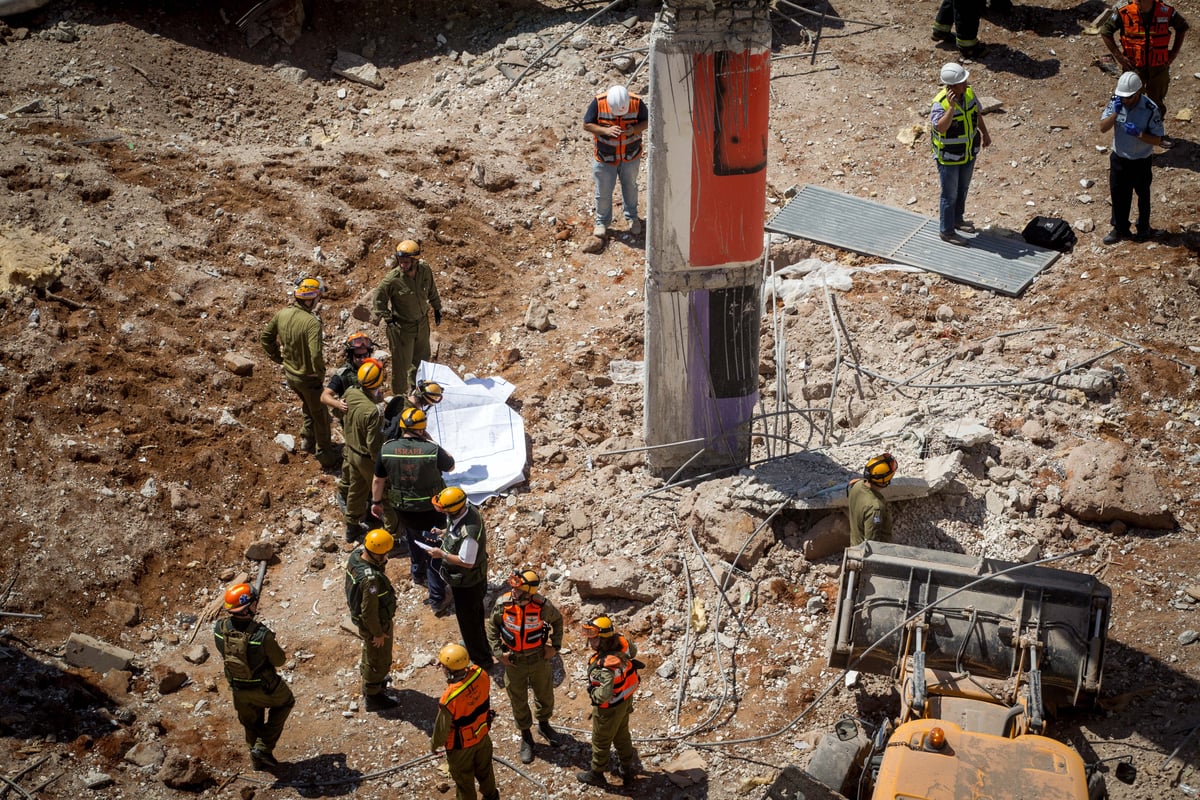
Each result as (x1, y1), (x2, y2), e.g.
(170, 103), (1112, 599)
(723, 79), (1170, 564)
(765, 184), (1060, 296)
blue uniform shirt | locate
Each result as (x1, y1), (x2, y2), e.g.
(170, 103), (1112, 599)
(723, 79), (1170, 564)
(1102, 95), (1164, 160)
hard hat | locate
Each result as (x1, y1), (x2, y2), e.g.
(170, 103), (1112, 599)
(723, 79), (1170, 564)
(364, 528), (394, 555)
(416, 380), (444, 404)
(345, 331), (372, 353)
(396, 240), (421, 257)
(1115, 71), (1143, 97)
(939, 63), (969, 85)
(294, 277), (325, 300)
(582, 615), (615, 638)
(864, 453), (898, 487)
(438, 643), (470, 671)
(357, 358), (385, 390)
(432, 486), (467, 515)
(399, 406), (427, 431)
(606, 85), (630, 115)
(508, 568), (541, 593)
(223, 583), (256, 614)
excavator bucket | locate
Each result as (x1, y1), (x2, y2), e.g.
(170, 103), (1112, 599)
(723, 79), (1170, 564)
(828, 542), (1110, 709)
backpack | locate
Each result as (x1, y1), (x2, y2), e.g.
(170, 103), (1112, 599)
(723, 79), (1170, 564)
(1022, 216), (1076, 252)
(220, 620), (265, 682)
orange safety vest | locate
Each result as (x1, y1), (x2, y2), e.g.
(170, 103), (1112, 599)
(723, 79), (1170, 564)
(592, 95), (644, 164)
(588, 636), (640, 708)
(440, 665), (492, 750)
(499, 594), (548, 653)
(1118, 1), (1175, 68)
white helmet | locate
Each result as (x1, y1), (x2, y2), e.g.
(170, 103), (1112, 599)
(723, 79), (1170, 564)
(1115, 71), (1143, 97)
(606, 85), (630, 115)
(940, 63), (969, 85)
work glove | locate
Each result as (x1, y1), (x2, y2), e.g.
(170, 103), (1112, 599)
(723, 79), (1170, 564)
(1107, 95), (1121, 115)
(1122, 121), (1140, 137)
(434, 309), (443, 326)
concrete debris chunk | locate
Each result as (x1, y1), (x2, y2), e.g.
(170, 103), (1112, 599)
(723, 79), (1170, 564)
(663, 748), (706, 787)
(64, 632), (135, 673)
(83, 770), (114, 789)
(183, 645), (209, 665)
(125, 741), (166, 768)
(524, 299), (552, 332)
(151, 663), (188, 694)
(942, 417), (992, 447)
(156, 750), (211, 790)
(332, 50), (384, 90)
(245, 540), (277, 561)
(222, 352), (255, 376)
(570, 556), (658, 602)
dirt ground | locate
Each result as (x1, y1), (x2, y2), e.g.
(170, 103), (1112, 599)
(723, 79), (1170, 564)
(1, 0), (1199, 798)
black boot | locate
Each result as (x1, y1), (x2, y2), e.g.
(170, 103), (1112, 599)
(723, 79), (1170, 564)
(364, 693), (398, 711)
(538, 720), (561, 747)
(519, 730), (535, 764)
(576, 770), (607, 786)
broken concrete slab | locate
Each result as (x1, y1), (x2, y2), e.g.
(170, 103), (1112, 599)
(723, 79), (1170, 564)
(570, 556), (659, 602)
(332, 50), (383, 90)
(1060, 440), (1176, 529)
(64, 632), (135, 673)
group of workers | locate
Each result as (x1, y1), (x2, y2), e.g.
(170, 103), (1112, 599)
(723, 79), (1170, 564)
(930, 0), (1186, 249)
(247, 238), (644, 796)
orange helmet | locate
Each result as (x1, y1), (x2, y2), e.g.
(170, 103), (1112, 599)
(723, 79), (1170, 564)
(357, 358), (385, 390)
(223, 583), (256, 614)
(345, 331), (373, 354)
(582, 615), (614, 638)
(432, 487), (467, 514)
(864, 453), (898, 487)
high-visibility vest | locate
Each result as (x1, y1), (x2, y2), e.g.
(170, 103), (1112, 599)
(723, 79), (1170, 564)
(1118, 1), (1175, 68)
(588, 636), (640, 707)
(499, 594), (548, 653)
(592, 95), (644, 164)
(930, 86), (982, 166)
(440, 665), (492, 750)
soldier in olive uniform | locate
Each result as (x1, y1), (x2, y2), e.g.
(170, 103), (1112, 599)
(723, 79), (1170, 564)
(372, 239), (443, 397)
(369, 407), (454, 612)
(431, 643), (499, 800)
(321, 331), (376, 423)
(848, 453), (897, 546)
(486, 568), (564, 764)
(344, 529), (399, 711)
(577, 615), (640, 788)
(340, 358), (386, 544)
(260, 277), (339, 469)
(213, 583), (295, 769)
(428, 487), (494, 670)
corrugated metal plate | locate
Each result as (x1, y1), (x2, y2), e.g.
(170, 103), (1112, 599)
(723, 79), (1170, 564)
(765, 184), (1060, 297)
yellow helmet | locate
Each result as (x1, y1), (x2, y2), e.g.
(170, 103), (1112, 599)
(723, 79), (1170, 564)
(508, 568), (540, 593)
(294, 277), (325, 300)
(399, 407), (427, 431)
(416, 380), (444, 404)
(432, 487), (467, 515)
(864, 453), (898, 487)
(357, 358), (385, 390)
(438, 643), (470, 671)
(364, 529), (394, 555)
(582, 615), (615, 638)
(396, 239), (421, 257)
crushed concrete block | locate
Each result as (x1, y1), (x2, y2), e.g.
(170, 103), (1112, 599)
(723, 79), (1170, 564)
(222, 353), (255, 376)
(64, 632), (135, 673)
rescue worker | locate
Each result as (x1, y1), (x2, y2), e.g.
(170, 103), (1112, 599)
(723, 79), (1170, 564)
(1100, 0), (1188, 129)
(930, 63), (990, 247)
(582, 84), (648, 238)
(372, 239), (443, 398)
(321, 331), (376, 422)
(931, 0), (988, 58)
(380, 378), (445, 442)
(577, 615), (640, 788)
(260, 277), (339, 469)
(848, 453), (897, 546)
(427, 487), (494, 670)
(431, 643), (499, 800)
(344, 529), (399, 711)
(370, 406), (454, 613)
(212, 583), (295, 770)
(1100, 71), (1165, 244)
(485, 568), (564, 764)
(340, 358), (386, 544)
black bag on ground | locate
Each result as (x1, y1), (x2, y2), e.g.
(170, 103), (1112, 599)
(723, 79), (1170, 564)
(1022, 216), (1076, 251)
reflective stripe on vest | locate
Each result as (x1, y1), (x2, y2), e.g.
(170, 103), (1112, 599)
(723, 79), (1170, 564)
(1118, 1), (1175, 68)
(381, 439), (445, 509)
(588, 637), (640, 707)
(593, 95), (643, 164)
(500, 595), (546, 652)
(930, 86), (981, 166)
(441, 665), (491, 750)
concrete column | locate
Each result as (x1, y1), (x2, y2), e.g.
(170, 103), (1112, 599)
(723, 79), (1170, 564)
(643, 0), (771, 476)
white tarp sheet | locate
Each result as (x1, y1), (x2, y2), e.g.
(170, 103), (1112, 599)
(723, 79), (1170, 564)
(415, 361), (526, 504)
